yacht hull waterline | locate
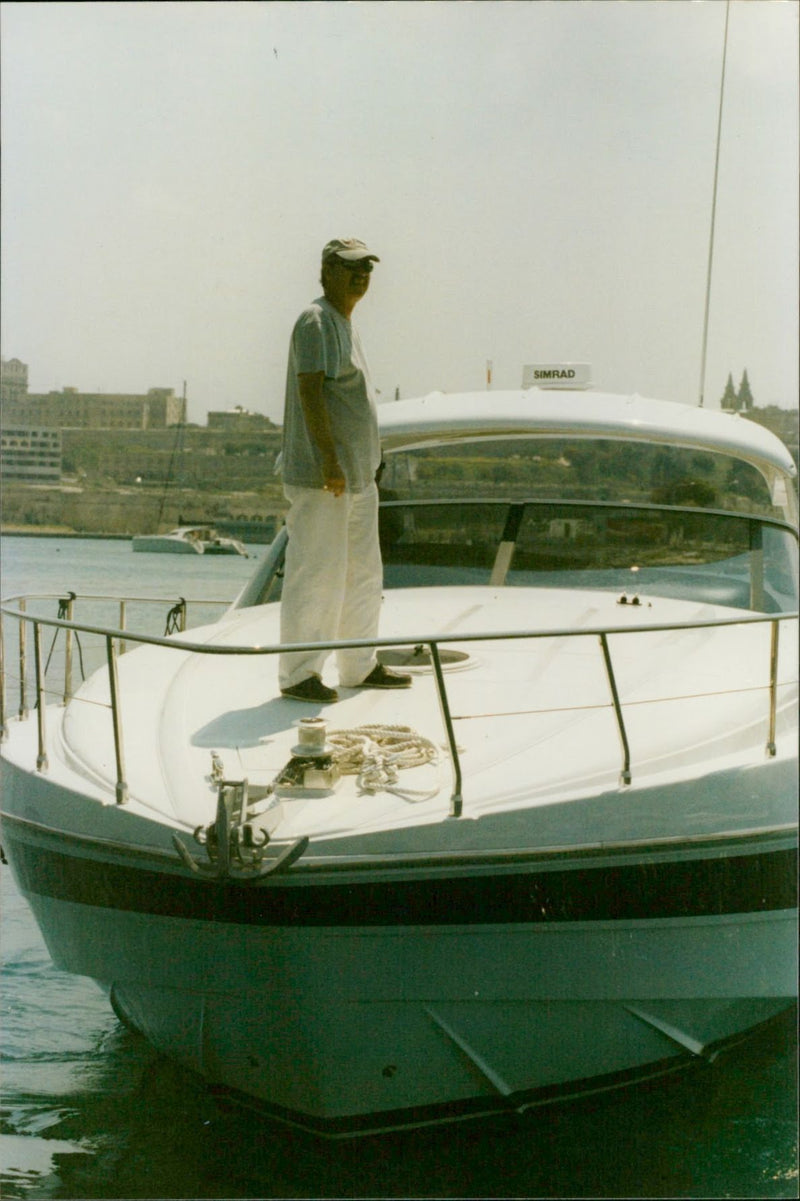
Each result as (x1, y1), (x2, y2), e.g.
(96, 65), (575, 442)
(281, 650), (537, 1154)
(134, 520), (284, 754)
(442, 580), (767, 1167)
(1, 390), (797, 1135)
(2, 768), (796, 1133)
(2, 760), (795, 1134)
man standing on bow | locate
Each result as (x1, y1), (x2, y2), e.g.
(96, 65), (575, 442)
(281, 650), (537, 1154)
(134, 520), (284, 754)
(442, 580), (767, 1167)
(278, 237), (411, 703)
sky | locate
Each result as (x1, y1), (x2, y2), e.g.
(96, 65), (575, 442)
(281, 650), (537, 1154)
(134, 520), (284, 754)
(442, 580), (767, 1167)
(1, 0), (797, 425)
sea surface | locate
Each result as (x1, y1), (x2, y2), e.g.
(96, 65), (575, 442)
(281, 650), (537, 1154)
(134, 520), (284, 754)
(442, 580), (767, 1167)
(1, 534), (797, 1200)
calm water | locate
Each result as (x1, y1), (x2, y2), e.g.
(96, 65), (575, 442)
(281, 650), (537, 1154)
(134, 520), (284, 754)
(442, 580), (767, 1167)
(1, 535), (797, 1200)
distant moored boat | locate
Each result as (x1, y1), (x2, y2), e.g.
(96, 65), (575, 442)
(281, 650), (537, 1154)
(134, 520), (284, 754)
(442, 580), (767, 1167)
(131, 526), (247, 556)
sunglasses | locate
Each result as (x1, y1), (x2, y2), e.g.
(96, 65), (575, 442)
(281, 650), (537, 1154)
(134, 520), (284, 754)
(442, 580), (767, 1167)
(334, 258), (374, 274)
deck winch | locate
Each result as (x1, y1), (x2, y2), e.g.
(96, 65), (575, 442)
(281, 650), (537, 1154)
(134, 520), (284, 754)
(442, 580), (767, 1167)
(275, 717), (441, 800)
(274, 717), (341, 792)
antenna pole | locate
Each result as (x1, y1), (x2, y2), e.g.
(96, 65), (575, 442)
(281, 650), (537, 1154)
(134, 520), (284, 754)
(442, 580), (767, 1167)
(699, 0), (730, 408)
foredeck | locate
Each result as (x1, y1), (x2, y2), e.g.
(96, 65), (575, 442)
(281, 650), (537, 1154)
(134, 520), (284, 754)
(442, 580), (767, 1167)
(2, 583), (796, 870)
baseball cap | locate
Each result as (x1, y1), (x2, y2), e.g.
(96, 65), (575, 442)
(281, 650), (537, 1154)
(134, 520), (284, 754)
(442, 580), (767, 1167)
(322, 238), (380, 264)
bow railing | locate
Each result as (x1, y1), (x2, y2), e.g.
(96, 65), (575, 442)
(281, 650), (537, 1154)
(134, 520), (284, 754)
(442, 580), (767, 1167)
(1, 591), (796, 820)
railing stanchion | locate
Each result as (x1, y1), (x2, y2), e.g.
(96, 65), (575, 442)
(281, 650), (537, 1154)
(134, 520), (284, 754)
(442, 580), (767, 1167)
(106, 635), (129, 804)
(18, 598), (28, 719)
(0, 614), (7, 741)
(34, 621), (48, 771)
(767, 619), (779, 757)
(429, 642), (463, 817)
(63, 595), (75, 704)
(119, 601), (127, 656)
(600, 633), (632, 785)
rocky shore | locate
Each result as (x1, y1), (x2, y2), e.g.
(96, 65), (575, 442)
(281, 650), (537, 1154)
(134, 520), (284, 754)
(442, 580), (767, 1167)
(0, 481), (287, 542)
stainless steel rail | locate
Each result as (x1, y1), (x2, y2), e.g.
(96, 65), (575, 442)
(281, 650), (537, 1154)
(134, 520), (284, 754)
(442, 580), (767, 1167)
(767, 619), (780, 758)
(429, 643), (463, 817)
(105, 635), (128, 805)
(1, 593), (797, 815)
(33, 622), (48, 772)
(0, 616), (5, 742)
(17, 599), (28, 721)
(599, 633), (631, 785)
(62, 594), (75, 705)
(1, 592), (229, 711)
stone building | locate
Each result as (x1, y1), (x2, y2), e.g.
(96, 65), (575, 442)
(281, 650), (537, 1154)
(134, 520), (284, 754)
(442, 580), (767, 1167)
(1, 357), (29, 404)
(207, 407), (276, 431)
(4, 385), (185, 430)
(1, 358), (185, 428)
(1, 426), (62, 481)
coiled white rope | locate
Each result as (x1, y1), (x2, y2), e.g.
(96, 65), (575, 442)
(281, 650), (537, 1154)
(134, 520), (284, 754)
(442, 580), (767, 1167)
(327, 724), (440, 801)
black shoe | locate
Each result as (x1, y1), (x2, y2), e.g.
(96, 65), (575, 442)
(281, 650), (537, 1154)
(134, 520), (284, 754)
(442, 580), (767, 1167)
(281, 676), (339, 703)
(357, 664), (412, 689)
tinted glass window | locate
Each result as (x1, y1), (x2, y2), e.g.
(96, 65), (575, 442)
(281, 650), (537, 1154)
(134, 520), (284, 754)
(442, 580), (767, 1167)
(382, 438), (779, 518)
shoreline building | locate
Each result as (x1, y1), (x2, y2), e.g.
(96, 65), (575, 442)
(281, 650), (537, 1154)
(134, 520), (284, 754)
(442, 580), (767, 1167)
(0, 357), (29, 404)
(4, 385), (186, 430)
(207, 406), (276, 432)
(1, 427), (62, 482)
(2, 358), (185, 429)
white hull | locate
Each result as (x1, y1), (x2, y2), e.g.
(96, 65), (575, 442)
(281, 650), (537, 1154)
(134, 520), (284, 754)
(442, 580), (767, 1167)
(109, 975), (794, 1134)
(132, 534), (204, 554)
(132, 527), (247, 556)
(2, 752), (795, 1134)
(94, 913), (800, 1131)
(13, 858), (798, 1134)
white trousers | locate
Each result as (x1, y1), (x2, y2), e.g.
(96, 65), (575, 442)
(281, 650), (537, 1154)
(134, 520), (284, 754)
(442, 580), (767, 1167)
(278, 483), (382, 689)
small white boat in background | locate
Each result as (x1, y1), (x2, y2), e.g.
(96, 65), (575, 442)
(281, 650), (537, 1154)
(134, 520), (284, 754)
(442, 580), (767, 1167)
(1, 389), (797, 1136)
(132, 525), (247, 556)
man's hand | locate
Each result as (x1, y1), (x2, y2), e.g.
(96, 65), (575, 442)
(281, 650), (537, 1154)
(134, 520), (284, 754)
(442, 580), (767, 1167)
(322, 457), (346, 497)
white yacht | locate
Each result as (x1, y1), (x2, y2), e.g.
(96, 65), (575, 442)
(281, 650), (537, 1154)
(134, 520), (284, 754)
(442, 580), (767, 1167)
(1, 389), (796, 1136)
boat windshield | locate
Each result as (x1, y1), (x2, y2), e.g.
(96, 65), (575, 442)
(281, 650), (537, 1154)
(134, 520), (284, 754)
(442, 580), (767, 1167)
(381, 437), (788, 519)
(237, 496), (797, 614)
(378, 500), (798, 612)
(235, 437), (798, 613)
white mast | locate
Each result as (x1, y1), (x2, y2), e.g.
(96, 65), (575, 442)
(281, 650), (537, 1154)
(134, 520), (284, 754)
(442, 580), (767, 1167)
(698, 0), (730, 408)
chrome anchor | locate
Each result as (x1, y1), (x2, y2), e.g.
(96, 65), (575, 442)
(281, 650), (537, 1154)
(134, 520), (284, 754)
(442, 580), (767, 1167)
(172, 778), (308, 879)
